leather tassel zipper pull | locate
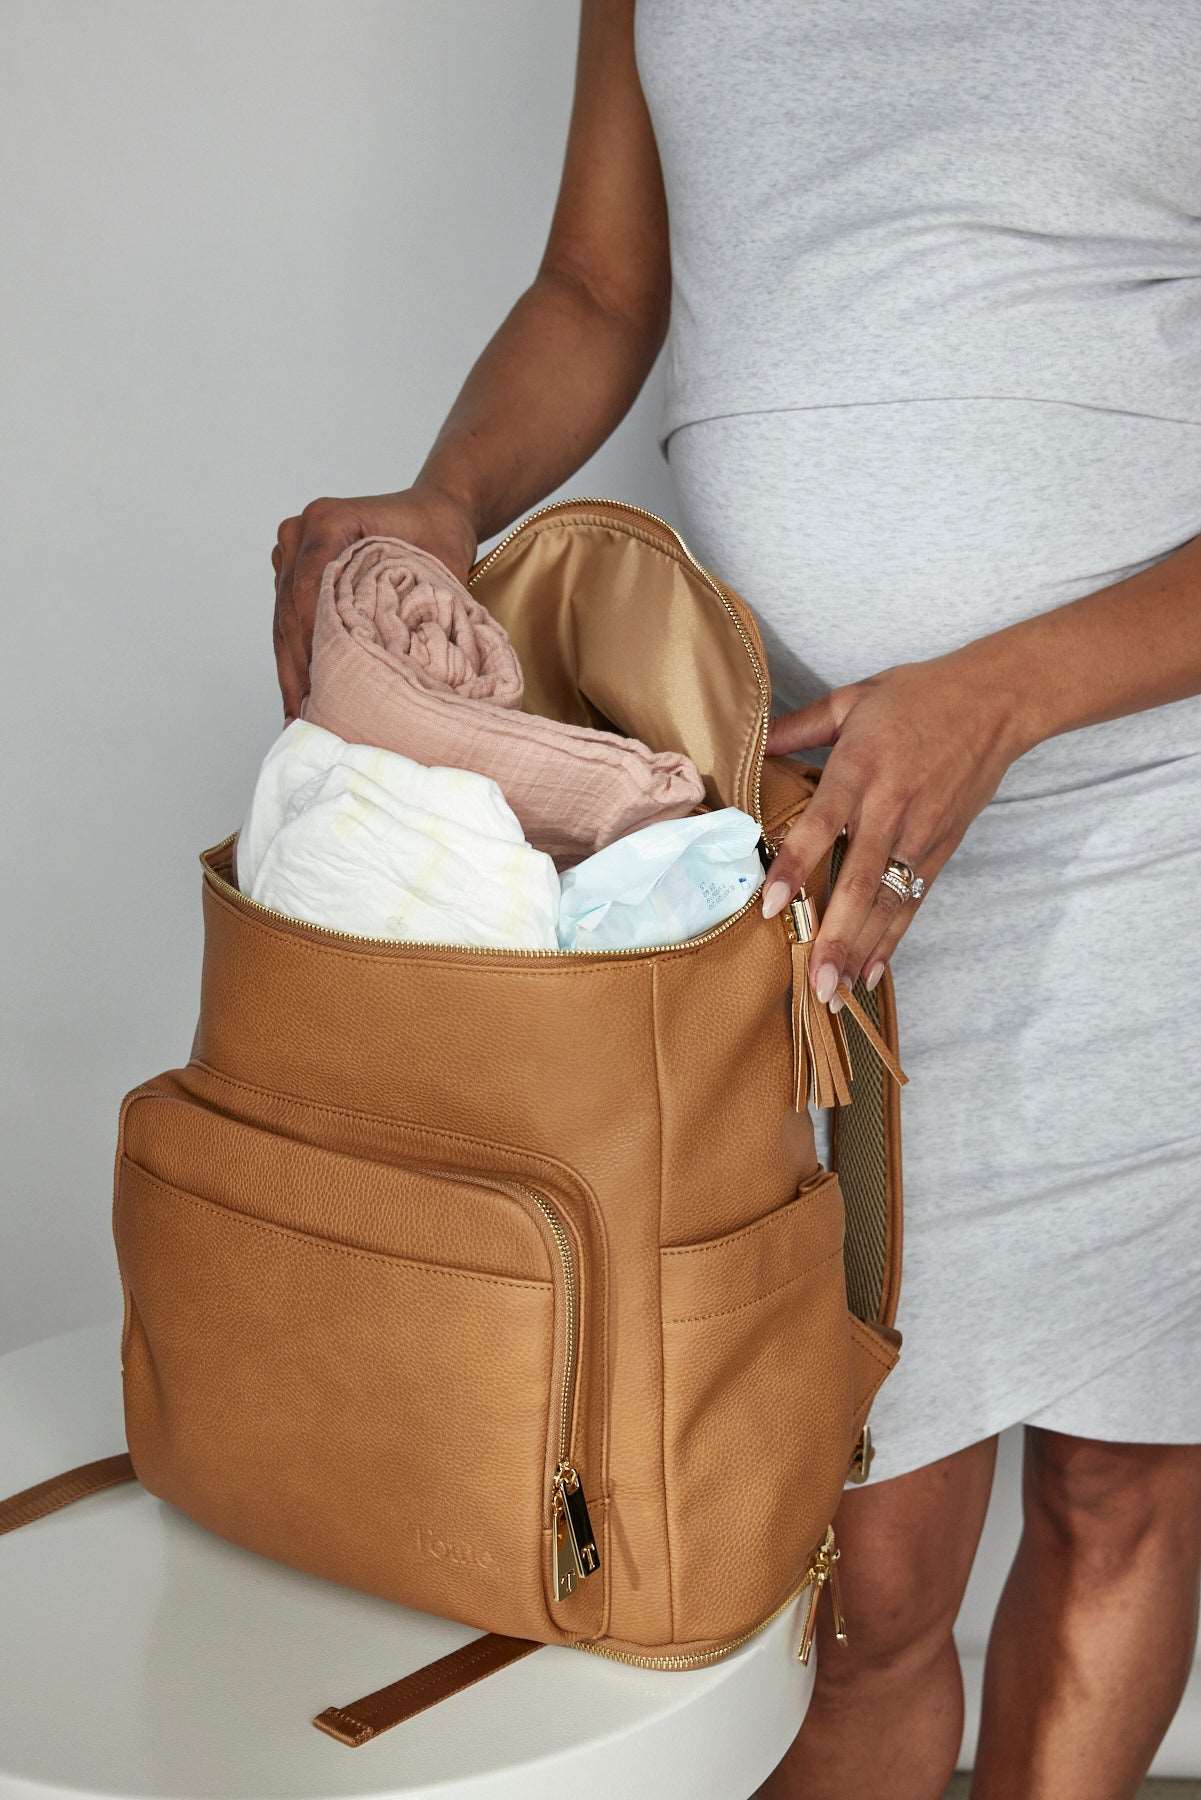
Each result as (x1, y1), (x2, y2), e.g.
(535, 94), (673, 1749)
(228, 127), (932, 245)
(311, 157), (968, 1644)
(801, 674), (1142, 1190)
(788, 894), (852, 1111)
(833, 983), (909, 1089)
(785, 892), (909, 1109)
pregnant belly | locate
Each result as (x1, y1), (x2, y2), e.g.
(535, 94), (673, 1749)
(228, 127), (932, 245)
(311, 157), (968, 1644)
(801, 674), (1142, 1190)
(666, 397), (1201, 792)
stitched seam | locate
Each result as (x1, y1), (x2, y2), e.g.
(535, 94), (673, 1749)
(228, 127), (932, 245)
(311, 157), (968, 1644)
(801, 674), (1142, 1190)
(848, 1318), (899, 1374)
(316, 1706), (372, 1744)
(660, 1175), (838, 1260)
(663, 1245), (845, 1326)
(180, 1068), (597, 1221)
(120, 1104), (556, 1280)
(854, 1338), (896, 1375)
(651, 961), (674, 1644)
(374, 1637), (515, 1705)
(121, 1159), (552, 1295)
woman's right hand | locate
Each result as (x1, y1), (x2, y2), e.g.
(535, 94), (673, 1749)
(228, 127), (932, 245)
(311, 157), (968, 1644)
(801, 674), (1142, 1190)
(271, 483), (478, 721)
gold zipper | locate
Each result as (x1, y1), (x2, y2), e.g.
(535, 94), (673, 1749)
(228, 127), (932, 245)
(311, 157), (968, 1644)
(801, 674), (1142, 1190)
(467, 495), (773, 829)
(425, 1171), (598, 1602)
(569, 1525), (845, 1670)
(201, 831), (765, 960)
(524, 1186), (578, 1469)
(525, 1181), (601, 1600)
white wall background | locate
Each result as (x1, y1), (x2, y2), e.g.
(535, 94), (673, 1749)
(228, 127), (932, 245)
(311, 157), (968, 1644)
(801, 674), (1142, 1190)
(3, 2), (1196, 1779)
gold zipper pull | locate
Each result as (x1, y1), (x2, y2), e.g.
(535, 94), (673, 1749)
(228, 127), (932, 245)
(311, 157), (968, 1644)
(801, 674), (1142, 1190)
(826, 1543), (848, 1646)
(796, 1526), (848, 1664)
(552, 1490), (578, 1601)
(551, 1461), (600, 1597)
(795, 1566), (827, 1665)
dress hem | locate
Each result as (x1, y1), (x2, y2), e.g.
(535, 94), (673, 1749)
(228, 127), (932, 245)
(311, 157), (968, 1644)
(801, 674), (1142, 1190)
(849, 1293), (1201, 1487)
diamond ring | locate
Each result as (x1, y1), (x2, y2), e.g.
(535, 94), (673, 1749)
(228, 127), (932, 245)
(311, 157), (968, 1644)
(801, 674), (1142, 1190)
(880, 858), (926, 903)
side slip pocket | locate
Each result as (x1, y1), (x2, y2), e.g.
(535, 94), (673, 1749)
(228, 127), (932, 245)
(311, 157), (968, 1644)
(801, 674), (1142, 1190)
(660, 1170), (854, 1645)
(113, 1092), (605, 1645)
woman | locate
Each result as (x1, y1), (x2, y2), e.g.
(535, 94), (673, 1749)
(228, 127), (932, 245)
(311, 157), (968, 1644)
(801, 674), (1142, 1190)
(272, 4), (1201, 1795)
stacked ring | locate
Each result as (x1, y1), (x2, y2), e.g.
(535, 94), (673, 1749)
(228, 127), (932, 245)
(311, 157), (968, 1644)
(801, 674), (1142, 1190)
(880, 858), (927, 903)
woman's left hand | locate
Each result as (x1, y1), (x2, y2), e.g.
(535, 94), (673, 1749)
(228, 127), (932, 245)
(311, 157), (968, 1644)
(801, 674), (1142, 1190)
(760, 648), (1036, 1004)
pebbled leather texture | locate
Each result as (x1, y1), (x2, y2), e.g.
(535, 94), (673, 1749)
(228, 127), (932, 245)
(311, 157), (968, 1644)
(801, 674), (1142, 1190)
(107, 503), (904, 1668)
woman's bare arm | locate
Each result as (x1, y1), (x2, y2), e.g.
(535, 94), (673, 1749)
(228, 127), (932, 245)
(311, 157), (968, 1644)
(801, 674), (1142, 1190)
(273, 0), (669, 719)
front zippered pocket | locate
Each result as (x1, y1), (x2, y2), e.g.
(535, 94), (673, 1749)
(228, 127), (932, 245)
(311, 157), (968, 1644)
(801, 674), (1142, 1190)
(113, 1090), (605, 1642)
(476, 1174), (599, 1603)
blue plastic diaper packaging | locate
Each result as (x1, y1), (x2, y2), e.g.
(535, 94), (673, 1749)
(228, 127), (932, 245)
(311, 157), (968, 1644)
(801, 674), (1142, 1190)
(558, 807), (765, 951)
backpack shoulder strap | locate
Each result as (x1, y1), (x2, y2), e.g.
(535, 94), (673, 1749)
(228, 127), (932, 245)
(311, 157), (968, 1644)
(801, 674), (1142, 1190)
(0, 1452), (134, 1535)
(761, 759), (905, 1334)
(0, 1447), (539, 1743)
(824, 831), (904, 1332)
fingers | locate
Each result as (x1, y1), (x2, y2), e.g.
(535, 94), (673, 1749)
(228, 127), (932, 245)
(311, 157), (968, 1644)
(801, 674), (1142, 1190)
(761, 754), (864, 927)
(764, 689), (846, 757)
(835, 888), (916, 1006)
(842, 842), (950, 1000)
(273, 515), (305, 722)
(799, 804), (907, 1003)
(836, 842), (949, 1002)
(272, 499), (357, 723)
(761, 730), (941, 1002)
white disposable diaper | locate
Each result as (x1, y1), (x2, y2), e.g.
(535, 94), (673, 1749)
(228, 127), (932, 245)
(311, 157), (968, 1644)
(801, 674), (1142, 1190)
(235, 720), (561, 950)
(557, 807), (764, 951)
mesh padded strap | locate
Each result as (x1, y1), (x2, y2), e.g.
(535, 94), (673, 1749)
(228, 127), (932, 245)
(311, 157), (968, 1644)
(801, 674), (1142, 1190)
(826, 832), (904, 1330)
(762, 779), (905, 1333)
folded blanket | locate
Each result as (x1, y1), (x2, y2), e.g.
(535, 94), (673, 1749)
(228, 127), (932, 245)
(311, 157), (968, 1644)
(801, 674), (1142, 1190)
(236, 720), (561, 950)
(302, 536), (705, 863)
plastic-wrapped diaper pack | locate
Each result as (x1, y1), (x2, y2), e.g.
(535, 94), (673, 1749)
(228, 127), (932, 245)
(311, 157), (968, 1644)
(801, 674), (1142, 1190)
(557, 808), (764, 950)
(237, 723), (764, 953)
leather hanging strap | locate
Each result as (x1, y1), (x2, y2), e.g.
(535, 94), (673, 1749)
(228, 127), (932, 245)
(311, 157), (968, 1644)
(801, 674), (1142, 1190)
(312, 1631), (544, 1746)
(835, 986), (907, 1089)
(0, 1451), (135, 1537)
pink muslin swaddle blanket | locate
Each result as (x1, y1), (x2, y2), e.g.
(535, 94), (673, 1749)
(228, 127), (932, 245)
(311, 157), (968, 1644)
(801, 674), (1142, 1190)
(302, 536), (705, 862)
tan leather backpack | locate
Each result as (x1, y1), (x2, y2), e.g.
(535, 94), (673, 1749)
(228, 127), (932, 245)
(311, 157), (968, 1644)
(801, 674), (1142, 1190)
(0, 500), (905, 1746)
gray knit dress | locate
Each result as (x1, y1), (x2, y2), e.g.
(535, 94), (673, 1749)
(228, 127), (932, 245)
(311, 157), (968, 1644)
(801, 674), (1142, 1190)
(635, 0), (1201, 1481)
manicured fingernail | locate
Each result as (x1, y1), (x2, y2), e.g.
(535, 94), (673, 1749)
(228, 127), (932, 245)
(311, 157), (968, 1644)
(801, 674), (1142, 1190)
(865, 961), (884, 991)
(814, 963), (839, 1005)
(829, 989), (846, 1014)
(762, 879), (791, 920)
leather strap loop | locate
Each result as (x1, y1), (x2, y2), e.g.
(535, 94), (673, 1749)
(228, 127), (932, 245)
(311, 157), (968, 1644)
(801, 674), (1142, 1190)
(312, 1632), (543, 1745)
(836, 987), (908, 1088)
(0, 1452), (135, 1537)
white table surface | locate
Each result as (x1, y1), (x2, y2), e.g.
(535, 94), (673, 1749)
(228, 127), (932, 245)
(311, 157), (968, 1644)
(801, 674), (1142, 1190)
(0, 1321), (815, 1800)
